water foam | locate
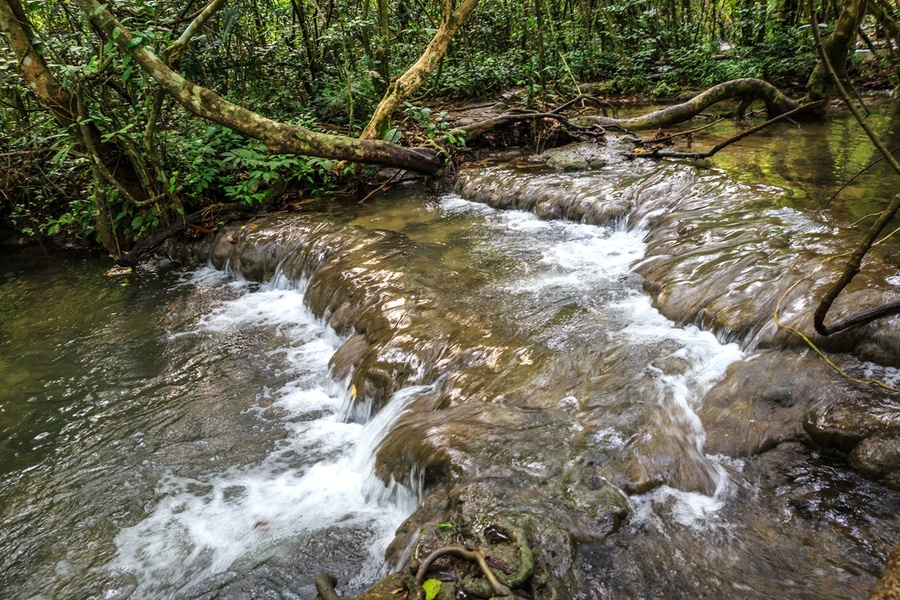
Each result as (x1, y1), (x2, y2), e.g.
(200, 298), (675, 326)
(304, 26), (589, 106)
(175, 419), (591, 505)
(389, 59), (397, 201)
(443, 195), (745, 519)
(110, 273), (421, 597)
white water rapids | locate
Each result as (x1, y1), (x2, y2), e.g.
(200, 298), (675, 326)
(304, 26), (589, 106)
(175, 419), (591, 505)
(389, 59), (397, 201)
(107, 195), (744, 597)
(110, 271), (424, 597)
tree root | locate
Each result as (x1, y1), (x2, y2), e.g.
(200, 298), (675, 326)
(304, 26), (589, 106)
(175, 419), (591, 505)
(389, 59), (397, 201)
(416, 521), (533, 599)
(416, 545), (516, 597)
(311, 521), (534, 600)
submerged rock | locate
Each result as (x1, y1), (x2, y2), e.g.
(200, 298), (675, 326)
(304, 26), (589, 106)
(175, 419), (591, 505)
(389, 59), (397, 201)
(540, 141), (610, 171)
(166, 139), (900, 598)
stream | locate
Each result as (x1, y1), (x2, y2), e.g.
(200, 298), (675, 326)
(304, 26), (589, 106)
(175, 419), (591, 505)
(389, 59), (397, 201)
(2, 107), (900, 599)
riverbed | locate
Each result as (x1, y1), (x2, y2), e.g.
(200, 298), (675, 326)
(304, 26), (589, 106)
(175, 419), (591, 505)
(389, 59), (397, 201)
(2, 106), (899, 599)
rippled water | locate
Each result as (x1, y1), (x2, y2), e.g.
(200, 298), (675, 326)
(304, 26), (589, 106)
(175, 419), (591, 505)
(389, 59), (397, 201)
(0, 255), (419, 598)
(1, 106), (899, 599)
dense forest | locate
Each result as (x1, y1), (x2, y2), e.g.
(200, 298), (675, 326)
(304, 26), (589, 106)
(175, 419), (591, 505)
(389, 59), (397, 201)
(0, 0), (898, 261)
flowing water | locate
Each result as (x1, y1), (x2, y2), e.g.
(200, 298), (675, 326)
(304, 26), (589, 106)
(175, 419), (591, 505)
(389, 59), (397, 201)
(1, 107), (899, 599)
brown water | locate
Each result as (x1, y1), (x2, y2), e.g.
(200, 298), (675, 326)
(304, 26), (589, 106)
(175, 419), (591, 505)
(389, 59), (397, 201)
(1, 106), (899, 599)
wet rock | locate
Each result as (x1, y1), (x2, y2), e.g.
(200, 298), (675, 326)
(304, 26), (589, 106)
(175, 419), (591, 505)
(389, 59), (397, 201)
(374, 388), (630, 598)
(697, 350), (900, 489)
(205, 221), (286, 279)
(209, 227), (237, 270)
(871, 541), (900, 600)
(850, 435), (900, 489)
(804, 382), (900, 489)
(700, 351), (817, 456)
(328, 333), (368, 381)
(599, 434), (718, 495)
(454, 159), (635, 228)
(540, 142), (609, 171)
(577, 443), (900, 599)
(164, 233), (214, 267)
(635, 180), (900, 365)
(186, 524), (384, 599)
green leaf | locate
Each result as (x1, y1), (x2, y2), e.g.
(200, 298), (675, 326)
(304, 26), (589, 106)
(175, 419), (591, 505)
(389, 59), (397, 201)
(423, 579), (441, 600)
(131, 215), (144, 229)
(127, 37), (142, 48)
(383, 127), (402, 144)
(51, 145), (72, 164)
(112, 27), (121, 40)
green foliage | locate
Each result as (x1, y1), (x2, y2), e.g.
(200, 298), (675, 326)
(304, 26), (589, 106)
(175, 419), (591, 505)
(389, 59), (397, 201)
(401, 102), (465, 146)
(0, 0), (888, 249)
(175, 123), (338, 205)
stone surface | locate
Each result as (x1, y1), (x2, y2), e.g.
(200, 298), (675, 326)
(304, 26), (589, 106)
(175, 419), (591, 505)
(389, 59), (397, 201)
(872, 542), (900, 600)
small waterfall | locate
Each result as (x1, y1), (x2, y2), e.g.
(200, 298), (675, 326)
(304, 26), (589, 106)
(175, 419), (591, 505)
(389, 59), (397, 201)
(110, 268), (425, 598)
(6, 120), (900, 600)
(445, 183), (745, 502)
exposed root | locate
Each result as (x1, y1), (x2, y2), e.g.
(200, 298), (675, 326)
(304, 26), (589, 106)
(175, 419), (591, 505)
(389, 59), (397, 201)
(416, 521), (533, 600)
(311, 521), (534, 600)
(415, 545), (517, 597)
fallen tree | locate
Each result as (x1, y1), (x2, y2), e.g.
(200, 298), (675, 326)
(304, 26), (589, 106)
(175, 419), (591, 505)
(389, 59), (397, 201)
(584, 78), (803, 131)
(448, 0), (868, 136)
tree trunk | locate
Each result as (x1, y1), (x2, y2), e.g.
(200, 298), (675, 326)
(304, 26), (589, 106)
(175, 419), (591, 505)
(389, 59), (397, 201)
(868, 0), (900, 97)
(803, 0), (868, 109)
(0, 0), (154, 256)
(359, 0), (481, 140)
(375, 0), (391, 95)
(71, 0), (442, 175)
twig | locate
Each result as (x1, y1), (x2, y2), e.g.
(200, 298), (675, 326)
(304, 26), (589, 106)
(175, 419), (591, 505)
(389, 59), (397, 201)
(821, 144), (900, 209)
(358, 169), (403, 204)
(773, 253), (900, 393)
(636, 117), (724, 144)
(549, 95), (607, 114)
